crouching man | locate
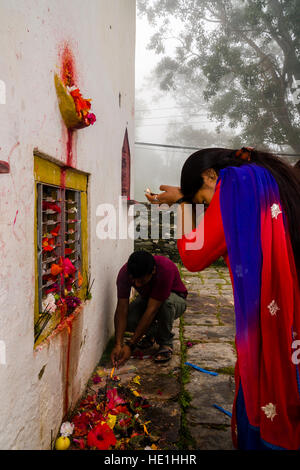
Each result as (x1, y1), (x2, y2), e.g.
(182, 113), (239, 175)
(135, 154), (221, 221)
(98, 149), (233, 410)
(111, 250), (187, 367)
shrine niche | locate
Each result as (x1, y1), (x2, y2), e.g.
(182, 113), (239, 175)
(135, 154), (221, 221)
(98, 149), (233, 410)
(121, 129), (131, 199)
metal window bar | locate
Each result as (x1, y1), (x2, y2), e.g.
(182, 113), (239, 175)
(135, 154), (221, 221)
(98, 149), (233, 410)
(64, 189), (82, 290)
(37, 184), (82, 316)
(38, 184), (63, 313)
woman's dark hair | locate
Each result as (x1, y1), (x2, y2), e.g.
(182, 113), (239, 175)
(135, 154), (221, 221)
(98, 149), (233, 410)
(180, 148), (300, 281)
(127, 250), (155, 278)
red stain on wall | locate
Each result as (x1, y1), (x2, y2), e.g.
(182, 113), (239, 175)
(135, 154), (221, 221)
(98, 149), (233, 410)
(7, 141), (20, 165)
(60, 167), (66, 189)
(13, 210), (18, 225)
(58, 43), (78, 168)
(60, 43), (77, 88)
(64, 324), (72, 416)
(66, 129), (74, 167)
(57, 44), (81, 415)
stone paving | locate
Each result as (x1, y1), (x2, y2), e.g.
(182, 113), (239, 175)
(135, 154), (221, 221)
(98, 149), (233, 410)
(84, 264), (236, 450)
(182, 265), (236, 450)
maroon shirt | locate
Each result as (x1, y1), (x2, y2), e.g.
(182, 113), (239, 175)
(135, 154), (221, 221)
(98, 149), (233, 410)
(117, 255), (188, 302)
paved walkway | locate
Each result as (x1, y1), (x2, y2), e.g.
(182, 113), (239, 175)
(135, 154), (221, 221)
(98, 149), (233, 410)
(181, 264), (236, 450)
(78, 264), (236, 450)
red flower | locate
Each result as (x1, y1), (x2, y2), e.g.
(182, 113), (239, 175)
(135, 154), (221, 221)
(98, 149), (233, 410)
(106, 388), (125, 410)
(87, 423), (116, 450)
(42, 237), (55, 252)
(92, 375), (102, 384)
(109, 405), (131, 416)
(86, 113), (96, 125)
(73, 438), (85, 449)
(51, 225), (60, 237)
(42, 201), (61, 213)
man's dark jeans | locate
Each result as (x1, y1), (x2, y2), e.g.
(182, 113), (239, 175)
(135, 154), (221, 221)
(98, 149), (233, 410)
(126, 292), (187, 348)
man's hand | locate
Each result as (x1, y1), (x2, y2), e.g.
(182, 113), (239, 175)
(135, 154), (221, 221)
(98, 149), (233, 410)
(116, 345), (132, 367)
(111, 344), (123, 367)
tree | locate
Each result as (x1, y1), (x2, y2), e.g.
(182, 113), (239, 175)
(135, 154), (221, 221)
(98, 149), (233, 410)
(138, 0), (300, 153)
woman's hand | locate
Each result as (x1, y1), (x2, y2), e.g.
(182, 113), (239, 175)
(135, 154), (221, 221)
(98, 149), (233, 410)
(145, 185), (183, 206)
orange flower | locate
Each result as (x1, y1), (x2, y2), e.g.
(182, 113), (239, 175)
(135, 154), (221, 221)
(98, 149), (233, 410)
(70, 88), (91, 115)
(42, 237), (55, 252)
(51, 263), (63, 276)
(78, 270), (83, 287)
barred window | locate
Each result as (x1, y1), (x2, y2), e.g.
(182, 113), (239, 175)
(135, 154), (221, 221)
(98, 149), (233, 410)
(34, 155), (88, 346)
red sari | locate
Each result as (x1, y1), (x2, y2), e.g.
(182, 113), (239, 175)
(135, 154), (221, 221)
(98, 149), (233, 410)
(177, 165), (300, 450)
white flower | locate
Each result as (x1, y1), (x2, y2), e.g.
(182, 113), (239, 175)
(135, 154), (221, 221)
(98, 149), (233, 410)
(42, 293), (57, 314)
(271, 203), (282, 220)
(60, 421), (74, 437)
(144, 446), (154, 450)
(268, 300), (280, 316)
(261, 403), (277, 421)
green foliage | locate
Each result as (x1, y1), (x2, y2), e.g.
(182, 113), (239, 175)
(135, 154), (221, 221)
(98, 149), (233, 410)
(216, 366), (235, 375)
(85, 271), (95, 301)
(138, 0), (300, 152)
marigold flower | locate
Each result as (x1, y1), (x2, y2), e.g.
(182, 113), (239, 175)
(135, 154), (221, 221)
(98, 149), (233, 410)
(70, 88), (91, 115)
(51, 263), (63, 276)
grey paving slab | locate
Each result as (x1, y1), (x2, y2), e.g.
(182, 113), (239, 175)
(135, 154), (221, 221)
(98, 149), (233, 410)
(189, 425), (234, 450)
(184, 312), (220, 326)
(186, 373), (235, 426)
(184, 325), (235, 342)
(144, 402), (181, 447)
(186, 342), (236, 370)
(138, 372), (180, 401)
(203, 278), (228, 285)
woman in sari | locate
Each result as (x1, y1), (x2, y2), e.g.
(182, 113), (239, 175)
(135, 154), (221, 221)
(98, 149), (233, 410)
(146, 147), (300, 450)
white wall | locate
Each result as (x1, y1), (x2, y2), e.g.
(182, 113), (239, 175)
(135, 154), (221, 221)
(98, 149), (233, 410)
(0, 0), (135, 449)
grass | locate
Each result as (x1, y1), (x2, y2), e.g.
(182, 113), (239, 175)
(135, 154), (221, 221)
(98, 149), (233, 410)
(211, 257), (227, 268)
(216, 366), (235, 375)
(177, 314), (196, 450)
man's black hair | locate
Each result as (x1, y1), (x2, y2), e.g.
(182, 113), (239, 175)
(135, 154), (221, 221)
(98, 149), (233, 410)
(127, 250), (155, 278)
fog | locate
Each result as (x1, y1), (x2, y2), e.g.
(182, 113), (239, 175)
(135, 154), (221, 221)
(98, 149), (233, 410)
(134, 0), (300, 201)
